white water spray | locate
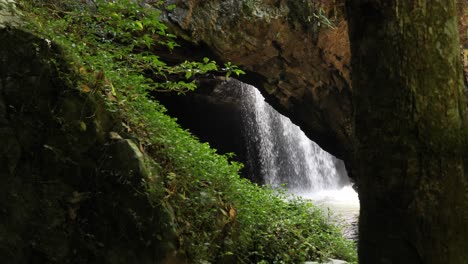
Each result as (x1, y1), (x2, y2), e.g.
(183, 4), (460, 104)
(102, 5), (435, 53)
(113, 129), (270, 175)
(238, 81), (346, 191)
(228, 80), (360, 239)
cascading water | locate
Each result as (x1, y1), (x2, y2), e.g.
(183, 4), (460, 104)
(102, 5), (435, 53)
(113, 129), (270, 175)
(223, 80), (360, 239)
(239, 84), (348, 191)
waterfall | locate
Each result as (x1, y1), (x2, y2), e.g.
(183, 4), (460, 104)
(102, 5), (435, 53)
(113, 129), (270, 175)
(159, 78), (359, 238)
(215, 79), (359, 239)
(233, 81), (349, 192)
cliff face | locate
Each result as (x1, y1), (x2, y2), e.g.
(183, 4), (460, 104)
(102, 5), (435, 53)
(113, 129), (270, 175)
(164, 0), (354, 161)
(0, 27), (173, 264)
(1, 2), (358, 262)
(163, 0), (468, 165)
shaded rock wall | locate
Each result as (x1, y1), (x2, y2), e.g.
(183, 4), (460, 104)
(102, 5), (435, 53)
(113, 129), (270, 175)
(346, 1), (468, 262)
(0, 27), (173, 264)
(163, 0), (354, 163)
(157, 82), (249, 160)
(157, 79), (351, 187)
(157, 80), (263, 183)
(162, 0), (468, 169)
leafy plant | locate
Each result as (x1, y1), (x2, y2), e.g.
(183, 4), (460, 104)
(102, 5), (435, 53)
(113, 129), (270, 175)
(18, 0), (356, 263)
(20, 0), (243, 95)
(310, 7), (336, 29)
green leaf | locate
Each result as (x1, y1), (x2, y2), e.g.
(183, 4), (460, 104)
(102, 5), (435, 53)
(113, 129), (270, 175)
(79, 121), (87, 131)
(21, 1), (356, 262)
(135, 21), (143, 30)
(235, 69), (246, 76)
(166, 4), (177, 11)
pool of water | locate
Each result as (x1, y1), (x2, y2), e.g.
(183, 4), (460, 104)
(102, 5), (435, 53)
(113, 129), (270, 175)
(293, 186), (360, 240)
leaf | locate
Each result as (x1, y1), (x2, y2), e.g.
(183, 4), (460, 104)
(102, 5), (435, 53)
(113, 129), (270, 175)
(79, 121), (87, 131)
(178, 193), (187, 200)
(185, 71), (192, 79)
(163, 201), (175, 221)
(220, 208), (228, 217)
(109, 82), (117, 96)
(235, 69), (246, 76)
(122, 122), (132, 132)
(106, 91), (117, 101)
(109, 131), (123, 140)
(166, 4), (176, 11)
(229, 207), (236, 220)
(135, 21), (143, 30)
(79, 84), (91, 93)
(104, 78), (117, 98)
(79, 67), (87, 75)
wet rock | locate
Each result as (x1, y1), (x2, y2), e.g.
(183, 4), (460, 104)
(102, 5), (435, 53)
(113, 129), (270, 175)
(163, 0), (354, 161)
(162, 0), (468, 168)
(163, 0), (353, 161)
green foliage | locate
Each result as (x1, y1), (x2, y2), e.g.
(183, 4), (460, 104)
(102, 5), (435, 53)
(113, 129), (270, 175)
(20, 0), (242, 94)
(117, 88), (356, 263)
(312, 8), (336, 29)
(288, 1), (336, 30)
(18, 0), (356, 263)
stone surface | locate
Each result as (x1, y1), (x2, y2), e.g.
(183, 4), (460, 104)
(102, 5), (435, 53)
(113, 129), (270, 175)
(163, 0), (354, 163)
(162, 0), (468, 169)
(347, 1), (468, 262)
(107, 139), (151, 182)
(0, 27), (173, 264)
(156, 79), (256, 180)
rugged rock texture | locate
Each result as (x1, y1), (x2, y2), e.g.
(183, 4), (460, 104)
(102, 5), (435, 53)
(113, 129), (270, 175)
(458, 1), (468, 101)
(157, 80), (351, 186)
(158, 2), (468, 263)
(156, 81), (254, 178)
(162, 0), (468, 167)
(347, 1), (468, 262)
(0, 27), (174, 264)
(163, 0), (354, 162)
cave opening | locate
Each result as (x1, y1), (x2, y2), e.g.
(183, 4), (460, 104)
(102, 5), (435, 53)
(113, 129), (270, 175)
(157, 78), (360, 239)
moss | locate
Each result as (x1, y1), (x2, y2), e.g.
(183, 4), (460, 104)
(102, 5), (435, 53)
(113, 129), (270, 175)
(286, 0), (317, 30)
(0, 28), (173, 264)
(2, 1), (358, 263)
(348, 0), (468, 262)
(241, 1), (255, 15)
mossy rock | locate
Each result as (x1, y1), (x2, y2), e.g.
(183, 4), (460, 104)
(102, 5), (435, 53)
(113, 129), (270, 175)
(0, 27), (174, 264)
